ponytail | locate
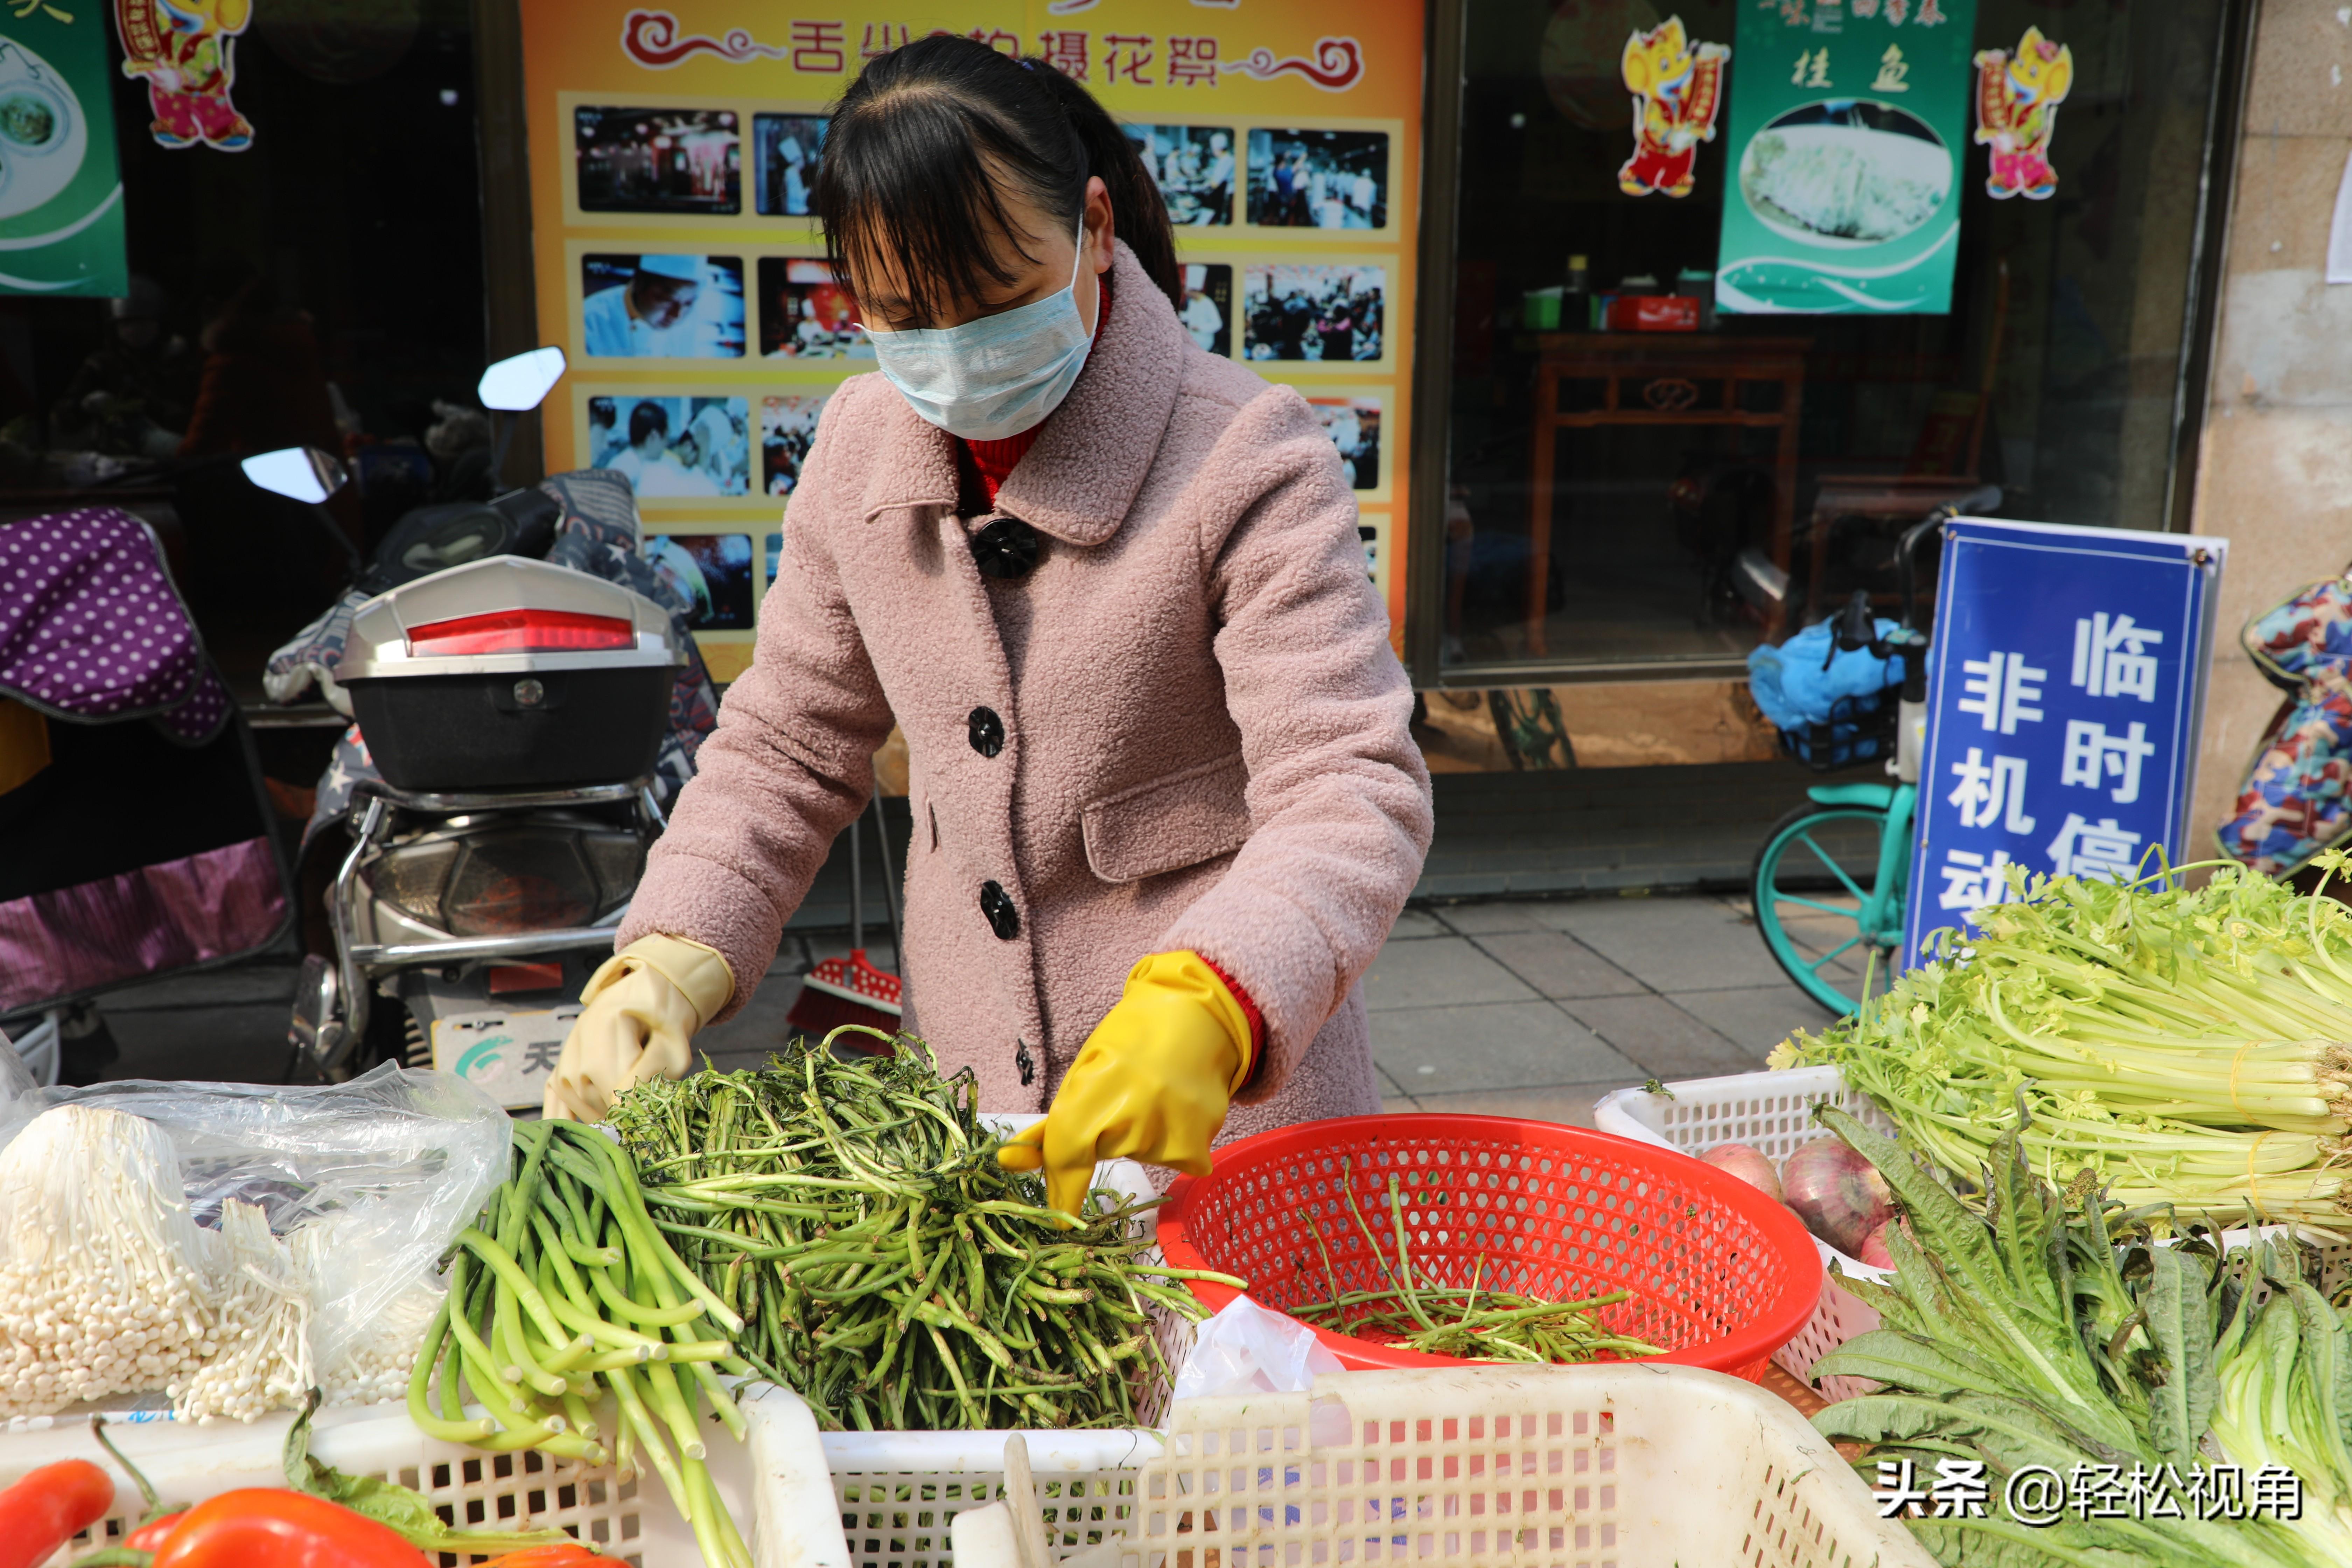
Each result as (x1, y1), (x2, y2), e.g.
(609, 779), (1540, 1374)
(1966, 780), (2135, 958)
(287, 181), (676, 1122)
(816, 36), (1185, 324)
(1022, 63), (1182, 312)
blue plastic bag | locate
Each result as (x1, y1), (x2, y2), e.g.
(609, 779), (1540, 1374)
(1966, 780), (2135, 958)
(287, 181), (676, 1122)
(1748, 617), (1905, 730)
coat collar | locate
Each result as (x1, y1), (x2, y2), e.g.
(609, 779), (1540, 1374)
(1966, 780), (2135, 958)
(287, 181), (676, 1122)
(857, 242), (1185, 547)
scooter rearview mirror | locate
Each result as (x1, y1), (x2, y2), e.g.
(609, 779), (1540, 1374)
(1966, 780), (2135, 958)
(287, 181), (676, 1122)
(241, 446), (348, 506)
(478, 346), (567, 412)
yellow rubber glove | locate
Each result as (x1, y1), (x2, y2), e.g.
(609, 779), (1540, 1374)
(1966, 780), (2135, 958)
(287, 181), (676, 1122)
(997, 951), (1255, 1220)
(541, 933), (734, 1122)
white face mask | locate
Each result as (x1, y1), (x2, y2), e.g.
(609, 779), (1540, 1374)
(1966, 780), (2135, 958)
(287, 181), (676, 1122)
(863, 219), (1095, 443)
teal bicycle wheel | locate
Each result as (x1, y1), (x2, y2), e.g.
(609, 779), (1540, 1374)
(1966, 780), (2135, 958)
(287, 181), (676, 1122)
(1750, 803), (1900, 1017)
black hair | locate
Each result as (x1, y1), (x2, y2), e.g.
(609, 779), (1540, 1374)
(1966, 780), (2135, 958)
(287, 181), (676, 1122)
(628, 402), (668, 446)
(815, 35), (1181, 327)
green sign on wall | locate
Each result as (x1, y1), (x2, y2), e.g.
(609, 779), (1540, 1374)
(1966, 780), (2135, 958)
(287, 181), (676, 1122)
(1716, 0), (1976, 316)
(0, 9), (126, 297)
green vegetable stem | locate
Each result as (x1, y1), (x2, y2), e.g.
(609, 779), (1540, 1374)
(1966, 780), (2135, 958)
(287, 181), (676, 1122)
(409, 1115), (755, 1568)
(1286, 1163), (1666, 1364)
(604, 1029), (1244, 1433)
(1779, 860), (2352, 1233)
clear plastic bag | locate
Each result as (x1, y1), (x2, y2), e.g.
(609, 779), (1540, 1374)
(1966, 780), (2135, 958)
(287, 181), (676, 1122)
(0, 1030), (34, 1103)
(0, 1062), (509, 1393)
(1171, 1293), (1344, 1403)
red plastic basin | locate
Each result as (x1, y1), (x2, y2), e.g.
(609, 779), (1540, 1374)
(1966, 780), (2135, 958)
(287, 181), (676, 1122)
(1158, 1114), (1823, 1382)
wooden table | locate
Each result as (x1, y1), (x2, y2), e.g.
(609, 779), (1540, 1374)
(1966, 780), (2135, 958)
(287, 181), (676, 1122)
(1524, 334), (1811, 650)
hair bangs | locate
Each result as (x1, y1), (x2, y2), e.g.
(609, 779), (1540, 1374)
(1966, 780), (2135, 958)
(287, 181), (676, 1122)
(817, 35), (1185, 326)
(821, 84), (1077, 327)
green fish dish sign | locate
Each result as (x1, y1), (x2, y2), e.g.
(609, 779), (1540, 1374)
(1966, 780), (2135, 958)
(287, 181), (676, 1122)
(0, 7), (125, 296)
(1716, 0), (1976, 316)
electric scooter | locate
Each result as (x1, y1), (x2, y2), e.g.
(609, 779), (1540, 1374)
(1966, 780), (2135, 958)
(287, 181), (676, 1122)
(250, 349), (685, 1105)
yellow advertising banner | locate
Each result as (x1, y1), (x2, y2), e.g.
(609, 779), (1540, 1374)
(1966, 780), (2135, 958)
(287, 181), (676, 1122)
(517, 1), (1424, 678)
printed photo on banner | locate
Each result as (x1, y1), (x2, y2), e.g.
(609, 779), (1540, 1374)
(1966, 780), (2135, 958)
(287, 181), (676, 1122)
(580, 254), (744, 358)
(764, 531), (782, 585)
(586, 395), (750, 496)
(1179, 262), (1231, 357)
(1307, 396), (1380, 490)
(757, 258), (868, 358)
(1741, 101), (1951, 248)
(574, 106), (740, 215)
(762, 393), (832, 496)
(1246, 129), (1388, 229)
(754, 113), (826, 216)
(1124, 124), (1233, 225)
(644, 533), (756, 631)
(1242, 264), (1385, 363)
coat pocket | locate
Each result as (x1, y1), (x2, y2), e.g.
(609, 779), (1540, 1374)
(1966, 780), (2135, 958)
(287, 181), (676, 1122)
(1081, 752), (1252, 884)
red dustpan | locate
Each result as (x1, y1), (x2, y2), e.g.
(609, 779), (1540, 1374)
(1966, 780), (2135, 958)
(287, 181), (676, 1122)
(787, 802), (904, 1050)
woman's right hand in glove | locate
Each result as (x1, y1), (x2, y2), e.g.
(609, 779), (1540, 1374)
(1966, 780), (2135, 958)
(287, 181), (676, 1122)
(541, 934), (733, 1121)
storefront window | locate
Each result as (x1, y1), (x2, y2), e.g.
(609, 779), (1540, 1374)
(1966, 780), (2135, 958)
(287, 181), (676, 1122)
(1436, 0), (2232, 674)
(0, 4), (489, 682)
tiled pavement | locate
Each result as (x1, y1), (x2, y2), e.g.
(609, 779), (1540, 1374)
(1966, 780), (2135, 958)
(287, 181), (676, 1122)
(1359, 893), (1839, 1126)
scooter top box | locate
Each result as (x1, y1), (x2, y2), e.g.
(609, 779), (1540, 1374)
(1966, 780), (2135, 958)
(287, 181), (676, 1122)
(335, 555), (682, 791)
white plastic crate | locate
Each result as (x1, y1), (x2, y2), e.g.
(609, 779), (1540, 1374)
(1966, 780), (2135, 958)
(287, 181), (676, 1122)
(1590, 1066), (2352, 1404)
(1126, 1365), (1933, 1568)
(1592, 1065), (1894, 1401)
(822, 1428), (1161, 1568)
(0, 1127), (1189, 1568)
(0, 1390), (787, 1568)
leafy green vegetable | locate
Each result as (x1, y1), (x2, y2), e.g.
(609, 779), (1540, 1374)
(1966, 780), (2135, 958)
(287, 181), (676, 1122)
(2207, 1247), (2352, 1560)
(1807, 1107), (2329, 1568)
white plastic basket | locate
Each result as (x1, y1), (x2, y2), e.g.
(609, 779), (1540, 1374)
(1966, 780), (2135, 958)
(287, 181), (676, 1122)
(1127, 1365), (1934, 1568)
(0, 1127), (1190, 1568)
(1592, 1064), (1894, 1401)
(0, 1390), (792, 1568)
(821, 1427), (1162, 1568)
(1590, 1066), (2352, 1403)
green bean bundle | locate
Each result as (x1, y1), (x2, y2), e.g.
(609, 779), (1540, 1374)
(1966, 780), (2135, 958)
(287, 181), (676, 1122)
(1290, 1169), (1665, 1364)
(608, 1028), (1245, 1432)
(407, 1118), (754, 1568)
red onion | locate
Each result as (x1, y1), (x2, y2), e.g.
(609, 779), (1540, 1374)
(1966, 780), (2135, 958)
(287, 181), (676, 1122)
(1781, 1135), (1893, 1256)
(1698, 1142), (1783, 1204)
(1857, 1221), (1896, 1270)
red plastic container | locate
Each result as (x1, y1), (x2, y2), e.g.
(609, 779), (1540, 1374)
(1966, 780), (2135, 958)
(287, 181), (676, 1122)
(1158, 1114), (1822, 1382)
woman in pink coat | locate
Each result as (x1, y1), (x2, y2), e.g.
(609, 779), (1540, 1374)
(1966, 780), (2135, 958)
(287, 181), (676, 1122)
(545, 37), (1432, 1215)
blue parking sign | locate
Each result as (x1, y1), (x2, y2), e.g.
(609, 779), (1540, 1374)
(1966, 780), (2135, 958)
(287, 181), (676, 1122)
(1903, 517), (2227, 967)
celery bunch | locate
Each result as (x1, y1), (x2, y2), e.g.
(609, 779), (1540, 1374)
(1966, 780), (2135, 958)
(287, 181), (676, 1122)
(1778, 861), (2352, 1232)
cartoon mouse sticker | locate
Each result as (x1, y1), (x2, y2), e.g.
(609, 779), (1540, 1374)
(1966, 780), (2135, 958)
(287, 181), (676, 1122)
(1974, 26), (2073, 201)
(114, 0), (254, 153)
(1618, 17), (1730, 199)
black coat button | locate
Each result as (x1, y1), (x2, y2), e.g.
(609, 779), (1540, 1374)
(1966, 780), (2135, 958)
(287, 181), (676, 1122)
(968, 706), (1004, 757)
(972, 517), (1041, 580)
(979, 880), (1020, 941)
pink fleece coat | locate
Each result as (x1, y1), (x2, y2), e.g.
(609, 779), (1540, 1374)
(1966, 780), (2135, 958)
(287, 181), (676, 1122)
(620, 242), (1433, 1132)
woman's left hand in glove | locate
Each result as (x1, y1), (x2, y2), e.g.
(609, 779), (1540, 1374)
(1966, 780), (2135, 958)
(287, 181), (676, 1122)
(996, 950), (1255, 1219)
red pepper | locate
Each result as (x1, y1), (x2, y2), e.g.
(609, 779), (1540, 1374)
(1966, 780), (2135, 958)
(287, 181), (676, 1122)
(0, 1459), (115, 1568)
(146, 1491), (430, 1568)
(474, 1547), (603, 1567)
(124, 1510), (188, 1552)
